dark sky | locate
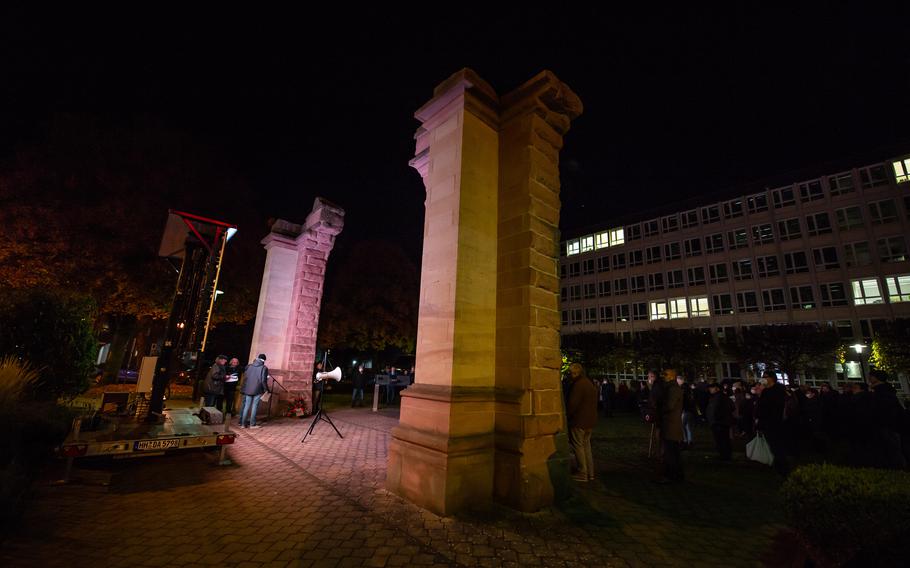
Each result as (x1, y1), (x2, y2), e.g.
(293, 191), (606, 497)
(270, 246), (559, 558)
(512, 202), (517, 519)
(3, 6), (909, 259)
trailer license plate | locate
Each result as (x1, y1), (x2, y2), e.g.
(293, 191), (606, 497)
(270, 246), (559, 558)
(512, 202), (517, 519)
(134, 439), (180, 451)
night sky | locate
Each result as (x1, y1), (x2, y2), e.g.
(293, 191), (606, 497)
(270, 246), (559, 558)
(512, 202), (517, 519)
(3, 6), (909, 261)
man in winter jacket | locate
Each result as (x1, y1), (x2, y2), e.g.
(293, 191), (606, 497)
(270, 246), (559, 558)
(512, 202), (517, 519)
(706, 382), (735, 460)
(646, 368), (684, 482)
(239, 354), (271, 429)
(202, 355), (228, 410)
(566, 363), (598, 482)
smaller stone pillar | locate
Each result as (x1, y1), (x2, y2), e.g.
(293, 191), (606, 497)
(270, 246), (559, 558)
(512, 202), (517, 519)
(248, 197), (344, 413)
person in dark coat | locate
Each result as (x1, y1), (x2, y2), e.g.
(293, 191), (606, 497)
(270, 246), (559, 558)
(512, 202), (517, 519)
(351, 363), (366, 407)
(706, 382), (735, 460)
(755, 375), (789, 476)
(202, 354), (228, 410)
(567, 363), (598, 482)
(867, 370), (907, 469)
(223, 357), (241, 416)
(646, 368), (684, 482)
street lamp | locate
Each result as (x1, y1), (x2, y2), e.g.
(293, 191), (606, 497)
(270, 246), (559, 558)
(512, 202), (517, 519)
(851, 343), (867, 382)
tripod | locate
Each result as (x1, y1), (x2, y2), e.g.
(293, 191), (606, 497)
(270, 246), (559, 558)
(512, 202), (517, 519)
(301, 351), (343, 442)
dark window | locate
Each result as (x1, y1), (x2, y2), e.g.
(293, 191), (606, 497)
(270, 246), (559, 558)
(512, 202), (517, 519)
(756, 255), (780, 278)
(806, 212), (832, 236)
(664, 242), (681, 260)
(732, 259), (753, 281)
(705, 233), (724, 254)
(727, 228), (748, 250)
(687, 266), (706, 286)
(597, 256), (610, 272)
(685, 238), (702, 257)
(712, 294), (734, 315)
(701, 205), (720, 224)
(709, 263), (728, 284)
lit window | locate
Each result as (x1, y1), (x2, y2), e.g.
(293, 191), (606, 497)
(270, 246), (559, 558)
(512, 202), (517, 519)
(761, 289), (787, 311)
(689, 296), (710, 317)
(566, 240), (580, 256)
(751, 224), (774, 245)
(789, 286), (816, 309)
(668, 298), (688, 319)
(820, 283), (849, 307)
(835, 206), (863, 230)
(595, 232), (610, 249)
(727, 228), (748, 250)
(650, 301), (669, 320)
(892, 157), (910, 183)
(799, 180), (824, 202)
(580, 236), (594, 253)
(852, 278), (883, 305)
(610, 228), (625, 246)
(878, 236), (908, 263)
(885, 274), (910, 302)
(828, 172), (855, 195)
(860, 164), (888, 188)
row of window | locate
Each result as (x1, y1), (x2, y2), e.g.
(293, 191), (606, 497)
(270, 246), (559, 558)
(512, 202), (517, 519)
(563, 158), (910, 257)
(561, 275), (910, 326)
(561, 237), (909, 296)
(564, 198), (910, 265)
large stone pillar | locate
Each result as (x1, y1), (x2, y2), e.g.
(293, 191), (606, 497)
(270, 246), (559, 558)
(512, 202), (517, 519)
(388, 69), (581, 515)
(495, 72), (582, 511)
(248, 197), (344, 413)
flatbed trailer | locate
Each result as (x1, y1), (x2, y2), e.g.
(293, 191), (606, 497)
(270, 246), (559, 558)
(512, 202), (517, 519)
(59, 408), (235, 478)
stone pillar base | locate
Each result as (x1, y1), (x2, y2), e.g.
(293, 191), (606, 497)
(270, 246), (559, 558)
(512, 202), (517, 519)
(387, 385), (495, 516)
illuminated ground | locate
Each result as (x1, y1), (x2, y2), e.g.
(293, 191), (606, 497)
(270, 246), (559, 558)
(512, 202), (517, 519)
(0, 400), (796, 567)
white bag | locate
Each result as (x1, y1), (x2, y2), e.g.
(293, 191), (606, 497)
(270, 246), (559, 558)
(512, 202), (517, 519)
(746, 432), (774, 466)
(259, 391), (271, 404)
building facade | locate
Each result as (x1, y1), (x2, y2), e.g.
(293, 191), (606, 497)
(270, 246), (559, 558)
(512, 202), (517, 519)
(559, 154), (910, 391)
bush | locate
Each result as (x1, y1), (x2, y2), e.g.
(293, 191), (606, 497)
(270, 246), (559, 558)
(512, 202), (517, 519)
(0, 289), (97, 400)
(781, 463), (910, 566)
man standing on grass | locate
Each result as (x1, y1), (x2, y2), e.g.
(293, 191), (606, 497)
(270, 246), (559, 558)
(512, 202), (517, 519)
(646, 368), (684, 483)
(567, 362), (598, 482)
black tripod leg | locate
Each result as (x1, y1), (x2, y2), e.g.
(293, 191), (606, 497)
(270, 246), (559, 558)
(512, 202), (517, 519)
(301, 409), (321, 443)
(320, 411), (344, 439)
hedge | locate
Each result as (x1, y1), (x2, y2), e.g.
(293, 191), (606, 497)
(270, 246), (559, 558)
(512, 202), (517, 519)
(781, 463), (910, 566)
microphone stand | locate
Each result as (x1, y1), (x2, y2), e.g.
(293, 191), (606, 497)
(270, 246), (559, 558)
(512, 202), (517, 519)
(302, 350), (343, 442)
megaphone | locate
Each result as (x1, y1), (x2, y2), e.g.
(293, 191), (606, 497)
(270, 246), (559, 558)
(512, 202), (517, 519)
(315, 366), (342, 382)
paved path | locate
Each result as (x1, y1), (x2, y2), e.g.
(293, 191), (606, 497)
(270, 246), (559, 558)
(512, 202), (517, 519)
(0, 409), (791, 567)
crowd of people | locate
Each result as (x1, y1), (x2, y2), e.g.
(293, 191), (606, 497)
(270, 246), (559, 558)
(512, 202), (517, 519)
(566, 363), (910, 483)
(200, 353), (272, 428)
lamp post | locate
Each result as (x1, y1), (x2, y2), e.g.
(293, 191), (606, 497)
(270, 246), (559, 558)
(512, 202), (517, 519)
(851, 343), (867, 382)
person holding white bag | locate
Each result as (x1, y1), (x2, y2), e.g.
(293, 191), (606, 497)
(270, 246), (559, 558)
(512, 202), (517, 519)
(754, 374), (789, 476)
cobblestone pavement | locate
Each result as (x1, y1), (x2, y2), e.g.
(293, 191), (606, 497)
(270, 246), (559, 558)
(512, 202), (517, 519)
(0, 408), (794, 567)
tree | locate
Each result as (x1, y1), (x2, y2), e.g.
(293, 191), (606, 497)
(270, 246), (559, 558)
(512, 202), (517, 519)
(736, 324), (840, 383)
(561, 332), (641, 376)
(637, 328), (720, 376)
(318, 240), (419, 353)
(870, 319), (910, 376)
(0, 289), (97, 400)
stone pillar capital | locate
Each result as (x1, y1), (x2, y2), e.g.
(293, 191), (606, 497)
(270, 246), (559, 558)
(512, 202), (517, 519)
(260, 232), (298, 252)
(303, 197), (345, 237)
(501, 70), (583, 135)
